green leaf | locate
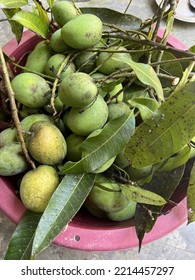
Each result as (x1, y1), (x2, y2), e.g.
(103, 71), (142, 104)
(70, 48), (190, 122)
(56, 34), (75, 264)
(128, 97), (159, 121)
(33, 0), (50, 25)
(31, 173), (96, 258)
(4, 210), (41, 260)
(125, 81), (195, 168)
(59, 111), (135, 174)
(80, 7), (142, 30)
(3, 8), (23, 43)
(121, 184), (166, 206)
(46, 0), (54, 8)
(115, 58), (164, 101)
(0, 0), (28, 9)
(134, 164), (185, 251)
(187, 162), (195, 224)
(11, 10), (49, 38)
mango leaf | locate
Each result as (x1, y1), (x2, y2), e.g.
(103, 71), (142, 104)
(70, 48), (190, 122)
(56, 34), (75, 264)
(115, 58), (164, 101)
(187, 162), (195, 224)
(4, 210), (41, 260)
(11, 10), (49, 38)
(134, 164), (185, 251)
(33, 0), (50, 25)
(121, 184), (166, 206)
(31, 173), (96, 258)
(80, 7), (141, 30)
(128, 97), (159, 121)
(46, 0), (55, 8)
(0, 0), (28, 9)
(2, 8), (23, 43)
(59, 111), (135, 174)
(125, 81), (195, 168)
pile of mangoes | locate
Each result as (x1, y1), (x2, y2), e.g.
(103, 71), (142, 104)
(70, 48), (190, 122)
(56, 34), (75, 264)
(0, 0), (147, 221)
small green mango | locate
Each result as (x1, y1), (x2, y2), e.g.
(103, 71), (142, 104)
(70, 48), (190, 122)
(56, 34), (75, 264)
(0, 143), (28, 176)
(11, 73), (51, 108)
(0, 127), (17, 147)
(24, 41), (52, 73)
(66, 133), (86, 161)
(58, 72), (97, 108)
(87, 174), (129, 212)
(50, 29), (71, 53)
(52, 1), (80, 26)
(74, 51), (97, 73)
(67, 95), (108, 136)
(107, 101), (130, 121)
(21, 113), (53, 132)
(96, 46), (131, 74)
(61, 14), (103, 49)
(106, 200), (137, 221)
(28, 121), (67, 165)
(45, 54), (76, 80)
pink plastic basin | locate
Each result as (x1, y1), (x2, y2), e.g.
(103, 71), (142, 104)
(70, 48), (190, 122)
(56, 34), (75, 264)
(0, 29), (189, 251)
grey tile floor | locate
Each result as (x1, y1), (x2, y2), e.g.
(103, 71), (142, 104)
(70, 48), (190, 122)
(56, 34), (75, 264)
(0, 0), (195, 260)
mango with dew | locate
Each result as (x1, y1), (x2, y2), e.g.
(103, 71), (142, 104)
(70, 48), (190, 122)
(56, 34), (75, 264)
(86, 174), (129, 213)
(24, 41), (52, 73)
(0, 143), (28, 176)
(20, 165), (59, 212)
(106, 200), (137, 221)
(58, 72), (98, 108)
(61, 14), (103, 49)
(107, 101), (131, 121)
(50, 29), (71, 53)
(45, 54), (76, 80)
(65, 133), (86, 161)
(82, 129), (116, 173)
(27, 121), (67, 165)
(67, 95), (108, 136)
(52, 0), (80, 26)
(96, 46), (131, 74)
(11, 73), (51, 108)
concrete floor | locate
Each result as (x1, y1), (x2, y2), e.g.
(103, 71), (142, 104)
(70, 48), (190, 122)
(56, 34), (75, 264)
(0, 0), (195, 260)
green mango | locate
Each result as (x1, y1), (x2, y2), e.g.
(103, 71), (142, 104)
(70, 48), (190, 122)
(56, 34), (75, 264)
(25, 41), (52, 73)
(50, 29), (71, 53)
(11, 73), (51, 108)
(0, 143), (28, 176)
(58, 72), (98, 108)
(96, 46), (131, 74)
(21, 113), (53, 132)
(106, 200), (137, 221)
(61, 14), (103, 49)
(107, 101), (130, 121)
(87, 174), (129, 212)
(0, 127), (17, 147)
(66, 133), (86, 162)
(52, 1), (80, 26)
(45, 54), (76, 80)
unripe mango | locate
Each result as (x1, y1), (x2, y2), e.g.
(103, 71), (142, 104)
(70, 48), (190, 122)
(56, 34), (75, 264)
(25, 41), (52, 73)
(58, 72), (98, 108)
(0, 127), (17, 147)
(52, 1), (80, 26)
(0, 143), (28, 176)
(45, 54), (76, 80)
(20, 165), (59, 212)
(28, 121), (67, 165)
(61, 14), (103, 49)
(50, 29), (71, 53)
(66, 133), (86, 161)
(96, 46), (131, 74)
(11, 73), (51, 108)
(106, 200), (137, 221)
(67, 95), (108, 136)
(107, 102), (130, 121)
(87, 174), (129, 212)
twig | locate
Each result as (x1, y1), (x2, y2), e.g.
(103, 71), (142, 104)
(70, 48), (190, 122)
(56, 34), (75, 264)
(0, 46), (36, 170)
